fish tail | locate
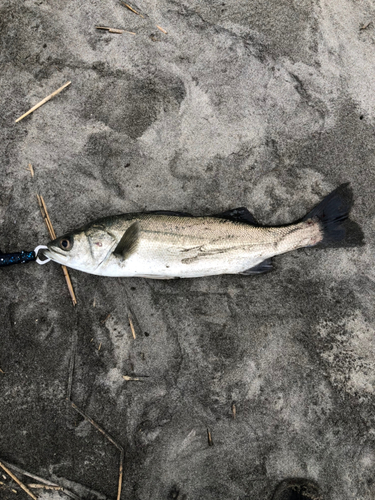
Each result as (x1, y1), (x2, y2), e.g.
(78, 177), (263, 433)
(302, 183), (363, 246)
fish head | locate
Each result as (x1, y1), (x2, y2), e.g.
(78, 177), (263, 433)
(43, 223), (117, 273)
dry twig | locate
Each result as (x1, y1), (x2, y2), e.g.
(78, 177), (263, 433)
(156, 25), (167, 34)
(29, 484), (62, 491)
(1, 461), (56, 487)
(15, 81), (71, 123)
(360, 21), (372, 30)
(70, 402), (124, 500)
(27, 164), (34, 177)
(120, 1), (144, 17)
(101, 313), (111, 324)
(96, 26), (136, 34)
(67, 328), (78, 401)
(123, 375), (143, 381)
(207, 428), (213, 446)
(70, 402), (121, 449)
(232, 402), (236, 419)
(36, 194), (77, 306)
(120, 0), (167, 36)
(117, 451), (124, 500)
(0, 461), (37, 500)
(96, 26), (123, 34)
(1, 462), (81, 499)
(128, 314), (136, 339)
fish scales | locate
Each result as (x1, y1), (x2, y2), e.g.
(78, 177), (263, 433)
(96, 214), (290, 278)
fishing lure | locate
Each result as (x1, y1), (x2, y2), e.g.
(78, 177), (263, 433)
(0, 245), (50, 267)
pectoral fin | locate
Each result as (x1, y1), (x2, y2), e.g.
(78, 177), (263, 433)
(113, 222), (139, 259)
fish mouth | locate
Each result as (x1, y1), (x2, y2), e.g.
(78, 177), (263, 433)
(43, 246), (68, 263)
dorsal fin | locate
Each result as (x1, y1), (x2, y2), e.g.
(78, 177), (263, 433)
(213, 207), (259, 226)
(148, 210), (192, 217)
(113, 222), (140, 258)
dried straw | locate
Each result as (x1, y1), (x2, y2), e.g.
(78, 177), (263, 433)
(70, 402), (124, 500)
(27, 164), (34, 177)
(156, 25), (167, 34)
(29, 484), (63, 490)
(96, 26), (136, 34)
(36, 194), (77, 306)
(123, 375), (142, 381)
(15, 81), (71, 123)
(128, 314), (136, 339)
(207, 429), (213, 446)
(120, 2), (144, 17)
(0, 461), (37, 500)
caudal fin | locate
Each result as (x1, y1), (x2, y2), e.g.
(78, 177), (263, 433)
(302, 183), (363, 246)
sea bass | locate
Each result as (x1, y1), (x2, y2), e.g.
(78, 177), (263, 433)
(43, 185), (352, 279)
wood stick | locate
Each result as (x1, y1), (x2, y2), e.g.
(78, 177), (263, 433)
(29, 484), (62, 490)
(123, 375), (142, 381)
(1, 462), (81, 499)
(1, 461), (57, 487)
(67, 327), (78, 401)
(207, 428), (213, 446)
(96, 26), (123, 34)
(15, 81), (71, 123)
(128, 314), (136, 339)
(156, 25), (167, 34)
(117, 449), (124, 500)
(36, 194), (53, 237)
(120, 1), (144, 17)
(101, 313), (111, 324)
(70, 402), (123, 451)
(36, 194), (77, 306)
(96, 26), (136, 34)
(70, 402), (124, 500)
(114, 29), (135, 34)
(27, 164), (34, 177)
(0, 461), (37, 500)
(38, 195), (56, 239)
(61, 265), (77, 306)
(360, 21), (372, 30)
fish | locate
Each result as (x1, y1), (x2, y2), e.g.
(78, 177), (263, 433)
(43, 184), (357, 279)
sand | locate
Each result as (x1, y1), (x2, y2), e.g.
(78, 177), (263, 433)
(0, 0), (374, 498)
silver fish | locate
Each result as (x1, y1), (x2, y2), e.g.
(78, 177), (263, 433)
(44, 186), (352, 279)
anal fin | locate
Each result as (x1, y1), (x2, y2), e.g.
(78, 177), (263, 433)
(240, 258), (273, 275)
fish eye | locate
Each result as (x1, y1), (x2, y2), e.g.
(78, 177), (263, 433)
(59, 237), (72, 251)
